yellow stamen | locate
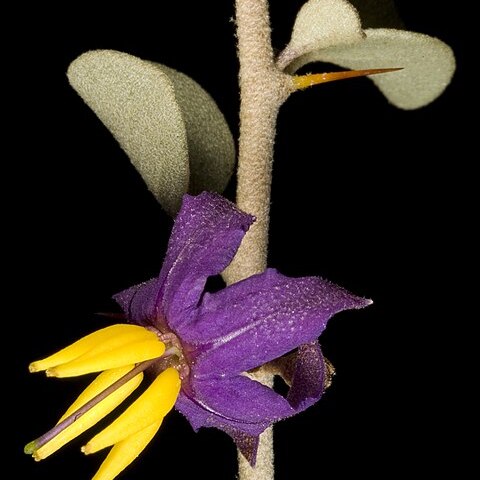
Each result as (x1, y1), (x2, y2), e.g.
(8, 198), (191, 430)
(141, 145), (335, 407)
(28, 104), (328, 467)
(29, 324), (156, 372)
(83, 367), (180, 454)
(61, 327), (161, 363)
(33, 366), (143, 461)
(293, 67), (403, 90)
(46, 338), (165, 377)
(91, 421), (162, 480)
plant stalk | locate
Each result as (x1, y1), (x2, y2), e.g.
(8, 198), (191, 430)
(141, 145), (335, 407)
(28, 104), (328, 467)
(224, 1), (293, 478)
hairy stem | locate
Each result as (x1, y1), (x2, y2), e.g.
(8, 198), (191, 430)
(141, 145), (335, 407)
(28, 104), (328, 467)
(224, 0), (292, 285)
(224, 1), (293, 479)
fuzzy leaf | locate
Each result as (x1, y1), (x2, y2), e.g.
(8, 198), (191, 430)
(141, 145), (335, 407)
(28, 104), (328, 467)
(68, 50), (188, 215)
(277, 0), (364, 70)
(156, 64), (235, 196)
(287, 28), (456, 110)
(68, 50), (235, 215)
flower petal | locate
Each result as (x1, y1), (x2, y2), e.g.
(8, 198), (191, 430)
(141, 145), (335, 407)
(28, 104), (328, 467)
(178, 344), (328, 465)
(114, 193), (254, 332)
(188, 268), (370, 377)
(287, 28), (456, 110)
(277, 0), (364, 70)
(261, 341), (330, 411)
(176, 389), (261, 465)
(177, 375), (293, 441)
(286, 342), (327, 411)
(112, 278), (161, 327)
(193, 375), (294, 427)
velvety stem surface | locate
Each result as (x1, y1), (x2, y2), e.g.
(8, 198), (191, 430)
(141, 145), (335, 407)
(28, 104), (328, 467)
(226, 1), (293, 479)
(224, 0), (292, 285)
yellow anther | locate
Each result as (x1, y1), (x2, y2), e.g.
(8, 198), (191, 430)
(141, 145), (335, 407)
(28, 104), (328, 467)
(293, 67), (402, 90)
(46, 339), (165, 378)
(91, 421), (162, 480)
(33, 366), (143, 461)
(63, 327), (160, 363)
(83, 367), (180, 454)
(29, 324), (156, 372)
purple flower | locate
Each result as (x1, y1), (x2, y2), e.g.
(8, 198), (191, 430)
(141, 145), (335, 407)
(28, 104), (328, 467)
(114, 192), (371, 463)
(26, 192), (370, 479)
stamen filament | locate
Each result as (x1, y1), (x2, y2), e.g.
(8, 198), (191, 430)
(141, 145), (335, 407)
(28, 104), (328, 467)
(293, 67), (403, 90)
(24, 358), (158, 458)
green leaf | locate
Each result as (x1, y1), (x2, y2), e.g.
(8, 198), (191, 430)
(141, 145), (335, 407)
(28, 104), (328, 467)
(157, 64), (235, 196)
(287, 28), (456, 110)
(68, 50), (235, 215)
(277, 0), (364, 70)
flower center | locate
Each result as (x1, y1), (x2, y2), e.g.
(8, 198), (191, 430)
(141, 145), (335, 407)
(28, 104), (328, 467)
(147, 328), (190, 380)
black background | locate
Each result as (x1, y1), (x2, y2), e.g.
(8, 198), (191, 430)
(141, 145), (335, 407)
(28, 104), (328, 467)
(10, 1), (467, 479)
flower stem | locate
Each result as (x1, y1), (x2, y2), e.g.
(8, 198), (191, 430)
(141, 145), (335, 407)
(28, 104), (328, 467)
(224, 1), (293, 479)
(224, 0), (292, 286)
